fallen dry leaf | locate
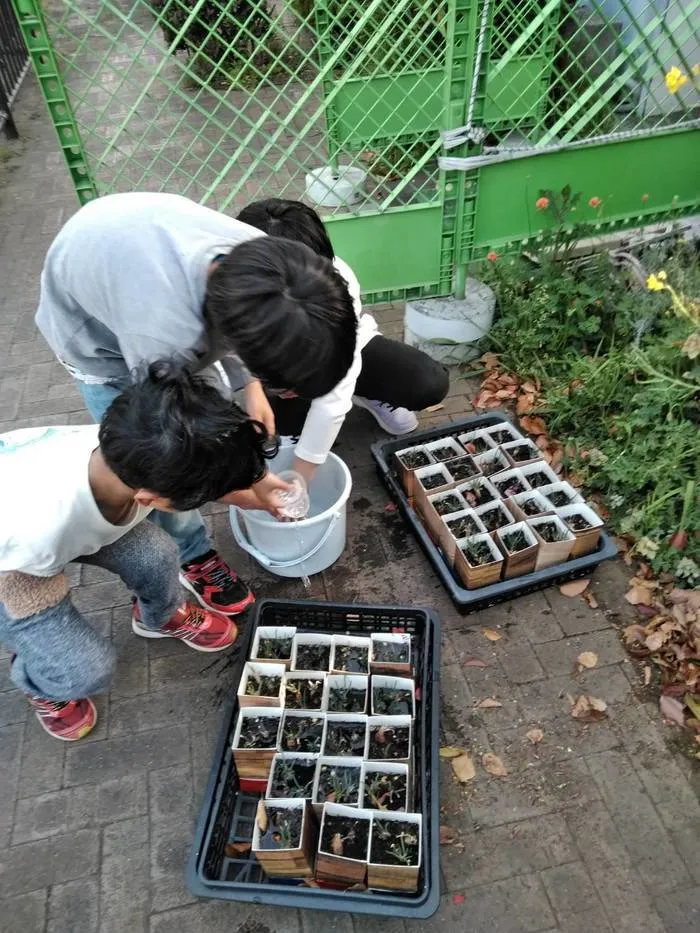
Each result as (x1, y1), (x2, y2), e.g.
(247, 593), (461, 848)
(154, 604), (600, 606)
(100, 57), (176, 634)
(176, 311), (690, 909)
(559, 579), (590, 598)
(483, 628), (502, 642)
(480, 352), (501, 370)
(645, 631), (667, 652)
(440, 825), (458, 845)
(571, 695), (608, 722)
(440, 745), (466, 759)
(583, 590), (599, 610)
(644, 665), (652, 686)
(426, 403), (444, 413)
(225, 841), (252, 858)
(577, 651), (599, 670)
(625, 582), (656, 606)
(256, 799), (268, 834)
(463, 657), (488, 668)
(330, 832), (344, 855)
(482, 753), (508, 777)
(451, 754), (476, 783)
(516, 393), (535, 415)
(477, 698), (503, 709)
(659, 695), (686, 727)
(519, 415), (548, 436)
(526, 728), (544, 744)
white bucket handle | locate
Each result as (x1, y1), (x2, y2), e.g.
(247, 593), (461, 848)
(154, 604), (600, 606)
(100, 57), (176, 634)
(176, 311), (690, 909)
(230, 507), (342, 571)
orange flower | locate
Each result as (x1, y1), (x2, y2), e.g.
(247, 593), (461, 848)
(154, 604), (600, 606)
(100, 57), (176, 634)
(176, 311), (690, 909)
(588, 196), (602, 208)
(486, 250), (498, 262)
(535, 196), (549, 210)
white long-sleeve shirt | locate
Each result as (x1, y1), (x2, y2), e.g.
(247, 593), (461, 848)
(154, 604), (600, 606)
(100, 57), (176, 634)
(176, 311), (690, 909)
(294, 257), (378, 465)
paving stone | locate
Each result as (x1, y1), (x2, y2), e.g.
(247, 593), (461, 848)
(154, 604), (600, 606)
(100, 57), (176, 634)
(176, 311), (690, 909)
(485, 717), (620, 774)
(148, 765), (194, 825)
(99, 831), (149, 933)
(69, 774), (148, 829)
(533, 629), (627, 676)
(72, 580), (132, 613)
(0, 689), (28, 727)
(0, 829), (98, 897)
(13, 790), (72, 844)
(150, 902), (303, 933)
(110, 683), (220, 737)
(17, 717), (66, 797)
(655, 801), (700, 887)
(64, 725), (191, 786)
(441, 813), (576, 891)
(150, 820), (195, 913)
(51, 830), (100, 884)
(0, 723), (23, 847)
(467, 762), (553, 828)
(653, 887), (700, 933)
(516, 665), (633, 723)
(0, 889), (48, 933)
(586, 749), (692, 896)
(47, 878), (99, 933)
(103, 816), (148, 857)
(434, 875), (556, 932)
(543, 588), (611, 635)
(541, 861), (613, 933)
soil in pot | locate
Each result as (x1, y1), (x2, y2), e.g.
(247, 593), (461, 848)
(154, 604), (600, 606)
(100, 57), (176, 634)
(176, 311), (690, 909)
(565, 513), (593, 531)
(520, 496), (545, 517)
(447, 457), (478, 481)
(421, 472), (447, 491)
(490, 429), (515, 445)
(324, 721), (367, 756)
(398, 450), (431, 470)
(434, 494), (463, 516)
(237, 716), (279, 749)
(547, 489), (574, 508)
(536, 520), (568, 542)
(508, 443), (535, 463)
(494, 476), (527, 498)
(368, 724), (411, 760)
(327, 683), (367, 714)
(245, 674), (282, 699)
(269, 758), (317, 799)
(480, 455), (507, 477)
(321, 814), (369, 861)
(373, 640), (410, 665)
(462, 484), (495, 508)
(463, 436), (491, 455)
(258, 806), (303, 851)
(501, 529), (530, 553)
(317, 763), (361, 805)
(479, 506), (510, 532)
(430, 444), (458, 462)
(370, 818), (419, 866)
(460, 539), (495, 567)
(282, 716), (324, 753)
(333, 645), (369, 674)
(256, 636), (293, 661)
(363, 771), (407, 811)
(295, 643), (331, 671)
(285, 677), (324, 710)
(526, 469), (551, 488)
(373, 687), (413, 716)
(446, 514), (481, 539)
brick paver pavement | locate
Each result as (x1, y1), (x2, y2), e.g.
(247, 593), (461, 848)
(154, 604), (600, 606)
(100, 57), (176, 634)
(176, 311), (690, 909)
(1, 75), (698, 933)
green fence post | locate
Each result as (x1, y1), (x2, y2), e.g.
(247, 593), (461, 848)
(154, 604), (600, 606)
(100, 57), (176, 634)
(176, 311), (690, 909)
(11, 0), (98, 204)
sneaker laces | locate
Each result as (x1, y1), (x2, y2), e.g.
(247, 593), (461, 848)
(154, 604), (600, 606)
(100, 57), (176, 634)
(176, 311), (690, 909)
(33, 698), (69, 714)
(191, 554), (237, 588)
(182, 605), (208, 630)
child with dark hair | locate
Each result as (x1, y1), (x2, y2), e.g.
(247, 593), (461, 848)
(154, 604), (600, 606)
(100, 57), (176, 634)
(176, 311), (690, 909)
(0, 364), (282, 742)
(237, 198), (449, 485)
(35, 192), (356, 613)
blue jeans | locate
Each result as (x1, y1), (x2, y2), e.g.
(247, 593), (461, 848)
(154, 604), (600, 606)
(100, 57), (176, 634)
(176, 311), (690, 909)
(0, 522), (181, 700)
(75, 380), (211, 563)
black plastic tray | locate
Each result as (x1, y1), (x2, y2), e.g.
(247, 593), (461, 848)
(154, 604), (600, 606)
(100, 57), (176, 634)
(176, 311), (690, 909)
(371, 411), (617, 613)
(185, 598), (441, 919)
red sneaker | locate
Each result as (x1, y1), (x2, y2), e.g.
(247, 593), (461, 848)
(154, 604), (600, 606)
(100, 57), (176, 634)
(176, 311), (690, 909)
(179, 550), (254, 616)
(27, 695), (97, 742)
(131, 600), (238, 653)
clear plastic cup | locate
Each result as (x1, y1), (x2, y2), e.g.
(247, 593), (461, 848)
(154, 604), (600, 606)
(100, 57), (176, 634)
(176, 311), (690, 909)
(275, 470), (310, 520)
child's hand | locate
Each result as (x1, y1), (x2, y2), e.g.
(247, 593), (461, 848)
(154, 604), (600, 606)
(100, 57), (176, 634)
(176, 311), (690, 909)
(243, 379), (276, 436)
(218, 472), (291, 518)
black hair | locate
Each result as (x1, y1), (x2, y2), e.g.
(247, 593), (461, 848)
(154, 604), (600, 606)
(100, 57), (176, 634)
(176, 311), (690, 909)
(237, 198), (335, 261)
(204, 236), (357, 399)
(99, 362), (276, 512)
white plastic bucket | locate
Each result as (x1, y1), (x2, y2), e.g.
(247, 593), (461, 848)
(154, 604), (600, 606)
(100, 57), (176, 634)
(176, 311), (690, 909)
(229, 447), (352, 578)
(305, 166), (367, 207)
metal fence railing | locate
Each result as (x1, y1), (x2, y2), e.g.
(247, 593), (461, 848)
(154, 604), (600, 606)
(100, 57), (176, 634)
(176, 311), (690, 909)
(0, 0), (28, 137)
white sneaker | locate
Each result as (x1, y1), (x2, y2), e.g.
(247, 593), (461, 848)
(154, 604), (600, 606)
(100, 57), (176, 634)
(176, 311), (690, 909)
(353, 397), (418, 435)
(279, 435), (299, 447)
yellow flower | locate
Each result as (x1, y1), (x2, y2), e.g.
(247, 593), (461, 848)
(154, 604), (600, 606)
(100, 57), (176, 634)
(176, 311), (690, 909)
(665, 66), (688, 93)
(646, 273), (667, 292)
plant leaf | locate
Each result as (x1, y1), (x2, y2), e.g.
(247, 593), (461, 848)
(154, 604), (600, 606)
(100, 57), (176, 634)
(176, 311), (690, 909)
(451, 754), (476, 783)
(440, 745), (466, 759)
(483, 628), (502, 642)
(643, 665), (652, 686)
(256, 800), (268, 835)
(559, 579), (590, 597)
(482, 753), (508, 777)
(463, 657), (488, 668)
(440, 825), (458, 845)
(526, 728), (544, 744)
(571, 695), (608, 722)
(660, 695), (686, 727)
(577, 651), (598, 669)
(684, 695), (700, 720)
(477, 698), (503, 709)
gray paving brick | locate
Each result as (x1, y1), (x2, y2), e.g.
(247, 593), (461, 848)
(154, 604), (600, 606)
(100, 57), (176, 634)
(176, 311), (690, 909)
(544, 588), (611, 635)
(467, 762), (553, 828)
(51, 830), (100, 884)
(486, 714), (620, 773)
(99, 832), (149, 933)
(72, 580), (132, 614)
(69, 774), (148, 829)
(64, 725), (191, 786)
(150, 820), (195, 913)
(516, 665), (633, 723)
(150, 902), (302, 933)
(47, 878), (99, 933)
(17, 717), (66, 798)
(13, 790), (72, 844)
(0, 689), (28, 727)
(0, 724), (23, 845)
(0, 829), (98, 897)
(533, 629), (627, 676)
(110, 683), (220, 737)
(542, 861), (613, 933)
(653, 887), (700, 933)
(301, 910), (352, 933)
(102, 816), (148, 857)
(0, 888), (48, 933)
(434, 875), (555, 932)
(148, 765), (194, 825)
(655, 801), (700, 887)
(587, 749), (692, 896)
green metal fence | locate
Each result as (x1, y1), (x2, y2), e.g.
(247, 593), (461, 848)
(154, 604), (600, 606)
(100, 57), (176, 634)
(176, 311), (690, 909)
(10, 0), (700, 300)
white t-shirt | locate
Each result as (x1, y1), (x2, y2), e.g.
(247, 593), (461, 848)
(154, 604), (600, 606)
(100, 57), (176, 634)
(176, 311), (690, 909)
(294, 257), (379, 465)
(0, 425), (150, 577)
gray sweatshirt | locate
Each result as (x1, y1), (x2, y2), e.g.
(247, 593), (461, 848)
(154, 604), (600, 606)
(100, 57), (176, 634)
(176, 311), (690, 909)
(35, 192), (263, 388)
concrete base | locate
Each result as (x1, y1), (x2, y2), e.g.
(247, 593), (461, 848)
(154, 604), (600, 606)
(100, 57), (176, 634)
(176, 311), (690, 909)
(404, 279), (496, 365)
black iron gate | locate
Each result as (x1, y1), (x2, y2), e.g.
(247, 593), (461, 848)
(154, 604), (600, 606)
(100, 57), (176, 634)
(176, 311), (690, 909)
(0, 0), (27, 137)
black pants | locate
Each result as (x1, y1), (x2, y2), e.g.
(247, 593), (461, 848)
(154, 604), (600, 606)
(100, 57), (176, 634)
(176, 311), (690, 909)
(269, 335), (449, 435)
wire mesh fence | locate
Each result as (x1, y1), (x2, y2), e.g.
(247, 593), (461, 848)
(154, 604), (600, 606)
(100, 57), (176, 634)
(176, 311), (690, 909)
(0, 0), (28, 135)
